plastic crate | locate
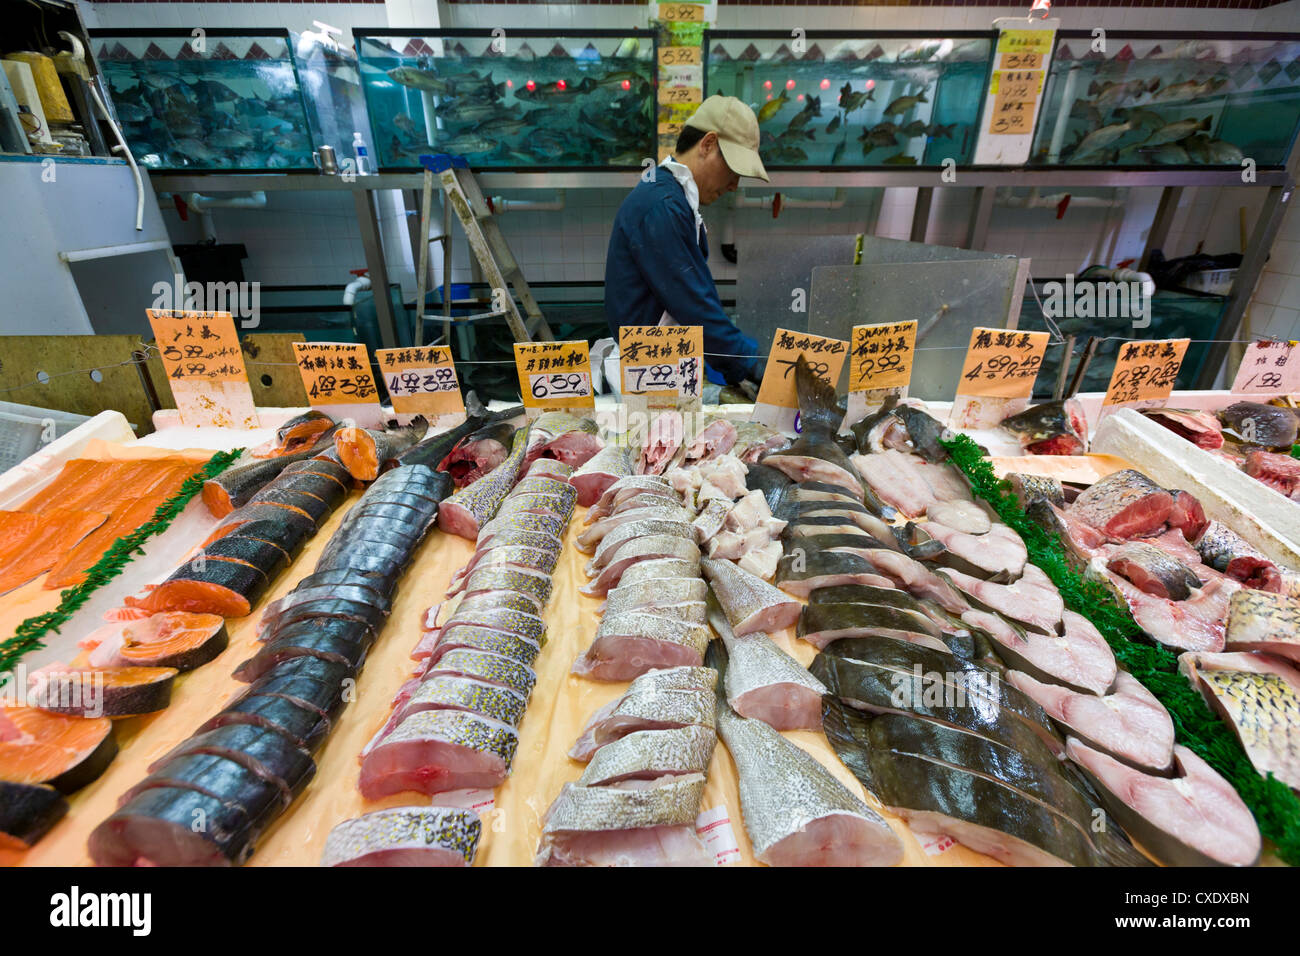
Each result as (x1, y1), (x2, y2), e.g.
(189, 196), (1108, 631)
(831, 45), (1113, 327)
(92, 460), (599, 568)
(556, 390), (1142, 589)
(1182, 268), (1236, 295)
(0, 402), (91, 475)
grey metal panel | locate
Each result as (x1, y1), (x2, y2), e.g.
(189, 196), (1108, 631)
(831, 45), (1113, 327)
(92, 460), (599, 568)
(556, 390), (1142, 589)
(808, 257), (1024, 402)
(735, 235), (860, 360)
(856, 234), (1009, 264)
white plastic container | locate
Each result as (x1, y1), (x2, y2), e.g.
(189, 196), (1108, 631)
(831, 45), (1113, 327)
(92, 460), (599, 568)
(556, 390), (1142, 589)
(351, 131), (371, 176)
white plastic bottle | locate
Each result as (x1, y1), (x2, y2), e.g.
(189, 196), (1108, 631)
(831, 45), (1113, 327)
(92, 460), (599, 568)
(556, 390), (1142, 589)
(351, 131), (371, 176)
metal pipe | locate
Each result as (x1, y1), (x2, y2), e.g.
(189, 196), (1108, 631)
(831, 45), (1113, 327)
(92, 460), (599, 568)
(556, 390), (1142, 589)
(1048, 65), (1082, 164)
(488, 191), (564, 213)
(734, 188), (846, 211)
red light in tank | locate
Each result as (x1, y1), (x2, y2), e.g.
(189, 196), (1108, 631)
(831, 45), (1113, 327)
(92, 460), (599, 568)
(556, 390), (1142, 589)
(763, 79), (772, 90)
(525, 79), (535, 91)
(556, 79), (567, 90)
(621, 79), (630, 90)
(820, 78), (830, 90)
(865, 79), (875, 90)
(765, 93), (772, 100)
(796, 94), (804, 102)
(506, 79), (513, 88)
(785, 78), (795, 90)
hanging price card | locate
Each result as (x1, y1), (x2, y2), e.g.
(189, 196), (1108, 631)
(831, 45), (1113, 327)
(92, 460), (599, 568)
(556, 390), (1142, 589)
(659, 3), (705, 22)
(849, 321), (917, 393)
(514, 340), (596, 413)
(619, 325), (703, 407)
(955, 327), (1050, 399)
(292, 341), (384, 428)
(147, 309), (258, 428)
(752, 328), (849, 431)
(1230, 339), (1300, 395)
(1102, 338), (1190, 408)
(659, 46), (701, 66)
(659, 85), (702, 106)
(376, 346), (465, 422)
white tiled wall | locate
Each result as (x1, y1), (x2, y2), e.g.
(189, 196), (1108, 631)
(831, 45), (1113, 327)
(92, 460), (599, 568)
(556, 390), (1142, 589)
(81, 0), (1300, 346)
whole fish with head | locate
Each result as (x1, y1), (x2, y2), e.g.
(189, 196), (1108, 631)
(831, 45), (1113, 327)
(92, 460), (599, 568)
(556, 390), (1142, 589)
(192, 79), (240, 104)
(512, 76), (597, 103)
(1113, 106), (1164, 131)
(824, 113), (841, 135)
(707, 641), (902, 866)
(757, 90), (790, 124)
(1089, 78), (1158, 110)
(436, 132), (500, 155)
(1000, 399), (1088, 455)
(387, 66), (454, 95)
(595, 70), (648, 90)
(1070, 121), (1132, 160)
(1150, 76), (1226, 104)
(1185, 135), (1242, 165)
(838, 82), (873, 113)
(926, 123), (955, 139)
(437, 100), (520, 126)
(901, 120), (928, 138)
(883, 91), (928, 117)
(1143, 116), (1211, 147)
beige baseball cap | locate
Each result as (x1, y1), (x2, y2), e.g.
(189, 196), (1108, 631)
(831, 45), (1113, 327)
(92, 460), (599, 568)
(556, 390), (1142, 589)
(685, 95), (769, 182)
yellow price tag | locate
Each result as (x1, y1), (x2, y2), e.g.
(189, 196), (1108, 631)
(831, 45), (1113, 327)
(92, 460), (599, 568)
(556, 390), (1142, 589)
(375, 346), (464, 420)
(1230, 339), (1300, 394)
(659, 3), (704, 23)
(659, 46), (702, 66)
(755, 328), (849, 410)
(292, 341), (380, 407)
(619, 325), (703, 406)
(849, 321), (917, 393)
(997, 29), (1054, 56)
(658, 85), (702, 106)
(514, 340), (596, 412)
(1103, 339), (1190, 407)
(955, 327), (1050, 399)
(147, 309), (258, 428)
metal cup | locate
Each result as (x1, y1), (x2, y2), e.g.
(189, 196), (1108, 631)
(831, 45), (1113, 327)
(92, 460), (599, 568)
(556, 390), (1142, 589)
(313, 145), (338, 174)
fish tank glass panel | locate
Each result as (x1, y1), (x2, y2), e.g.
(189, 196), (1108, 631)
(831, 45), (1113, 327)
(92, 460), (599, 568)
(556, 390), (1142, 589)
(293, 33), (371, 171)
(354, 29), (656, 170)
(705, 31), (994, 168)
(1031, 32), (1300, 167)
(92, 29), (317, 171)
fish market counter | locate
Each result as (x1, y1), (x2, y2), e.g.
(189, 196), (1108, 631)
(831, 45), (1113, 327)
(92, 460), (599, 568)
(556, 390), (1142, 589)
(1, 408), (1008, 867)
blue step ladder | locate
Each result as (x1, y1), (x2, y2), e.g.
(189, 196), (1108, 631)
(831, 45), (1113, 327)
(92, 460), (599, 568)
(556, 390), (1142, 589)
(413, 153), (554, 347)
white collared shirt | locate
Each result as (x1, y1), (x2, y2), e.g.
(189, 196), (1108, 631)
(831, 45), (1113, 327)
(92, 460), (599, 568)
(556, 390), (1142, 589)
(660, 154), (705, 244)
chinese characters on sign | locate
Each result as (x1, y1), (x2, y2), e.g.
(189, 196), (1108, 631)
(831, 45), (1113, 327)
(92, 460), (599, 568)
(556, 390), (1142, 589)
(146, 309), (258, 428)
(1103, 338), (1190, 408)
(987, 29), (1052, 136)
(955, 327), (1050, 399)
(849, 321), (918, 393)
(376, 345), (465, 421)
(752, 328), (849, 431)
(1230, 339), (1300, 395)
(514, 340), (596, 413)
(619, 325), (703, 407)
(292, 341), (383, 427)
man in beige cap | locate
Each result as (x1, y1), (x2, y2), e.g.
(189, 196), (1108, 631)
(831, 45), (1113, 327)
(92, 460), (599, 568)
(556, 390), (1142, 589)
(604, 95), (769, 385)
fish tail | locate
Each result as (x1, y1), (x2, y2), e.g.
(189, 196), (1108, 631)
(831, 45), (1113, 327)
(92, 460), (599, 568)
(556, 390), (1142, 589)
(794, 353), (841, 433)
(918, 91), (928, 102)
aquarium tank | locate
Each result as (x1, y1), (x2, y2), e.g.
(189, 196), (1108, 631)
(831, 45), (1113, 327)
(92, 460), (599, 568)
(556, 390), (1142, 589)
(1030, 32), (1300, 167)
(704, 30), (994, 168)
(354, 29), (656, 170)
(91, 29), (320, 171)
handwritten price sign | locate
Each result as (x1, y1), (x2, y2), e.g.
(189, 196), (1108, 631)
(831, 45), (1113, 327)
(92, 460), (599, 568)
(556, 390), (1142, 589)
(514, 340), (595, 413)
(376, 346), (464, 421)
(147, 309), (258, 428)
(752, 328), (849, 430)
(659, 2), (704, 22)
(659, 46), (701, 66)
(1230, 339), (1300, 395)
(850, 321), (917, 393)
(1103, 338), (1190, 407)
(955, 327), (1049, 399)
(620, 325), (703, 407)
(292, 342), (382, 426)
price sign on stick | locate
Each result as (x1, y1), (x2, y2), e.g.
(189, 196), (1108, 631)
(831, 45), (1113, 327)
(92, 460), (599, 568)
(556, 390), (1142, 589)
(955, 327), (1050, 399)
(619, 325), (703, 408)
(1230, 339), (1300, 395)
(376, 346), (465, 422)
(514, 340), (595, 414)
(292, 341), (384, 428)
(147, 309), (258, 428)
(1102, 338), (1190, 410)
(849, 321), (917, 393)
(752, 328), (849, 431)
